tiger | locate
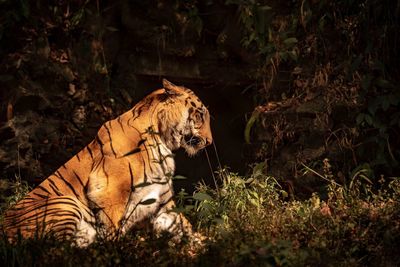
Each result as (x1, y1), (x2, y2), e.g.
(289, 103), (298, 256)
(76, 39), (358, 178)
(2, 79), (212, 246)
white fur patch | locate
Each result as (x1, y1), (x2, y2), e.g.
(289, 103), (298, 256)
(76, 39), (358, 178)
(75, 219), (97, 247)
(153, 213), (174, 232)
(142, 187), (161, 203)
(120, 183), (169, 234)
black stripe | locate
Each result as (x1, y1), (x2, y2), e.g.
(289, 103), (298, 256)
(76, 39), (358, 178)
(159, 188), (171, 199)
(79, 199), (93, 216)
(117, 116), (125, 133)
(8, 218), (77, 231)
(21, 212), (82, 225)
(87, 146), (94, 159)
(5, 204), (83, 225)
(131, 108), (139, 121)
(128, 162), (134, 190)
(55, 171), (81, 200)
(142, 142), (154, 175)
(167, 217), (178, 231)
(102, 157), (109, 184)
(55, 226), (76, 234)
(73, 171), (85, 188)
(26, 206), (83, 222)
(104, 123), (117, 157)
(96, 135), (104, 155)
(155, 140), (168, 173)
(33, 192), (50, 199)
(133, 182), (152, 188)
(159, 196), (174, 209)
(151, 180), (170, 185)
(10, 199), (82, 213)
(96, 135), (104, 146)
(47, 179), (62, 196)
(76, 152), (81, 162)
(21, 197), (35, 200)
(142, 157), (148, 183)
(137, 139), (146, 146)
(37, 185), (52, 195)
(123, 147), (141, 157)
(55, 221), (78, 229)
(131, 97), (154, 122)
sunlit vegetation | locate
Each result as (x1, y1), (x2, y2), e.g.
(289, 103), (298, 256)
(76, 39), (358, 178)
(1, 165), (400, 266)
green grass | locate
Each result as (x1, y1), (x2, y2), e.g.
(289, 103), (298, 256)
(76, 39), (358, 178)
(1, 168), (400, 266)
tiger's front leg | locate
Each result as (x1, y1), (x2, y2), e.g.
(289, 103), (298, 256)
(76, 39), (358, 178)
(153, 199), (207, 255)
(152, 199), (193, 240)
(118, 183), (193, 241)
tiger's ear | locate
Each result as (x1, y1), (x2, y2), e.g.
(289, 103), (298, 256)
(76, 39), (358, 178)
(162, 79), (182, 96)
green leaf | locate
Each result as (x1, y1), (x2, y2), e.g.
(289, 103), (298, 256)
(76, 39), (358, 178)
(249, 198), (259, 207)
(365, 114), (373, 125)
(173, 175), (187, 180)
(288, 50), (298, 61)
(259, 5), (272, 11)
(318, 15), (327, 31)
(283, 37), (298, 45)
(368, 99), (379, 115)
(252, 162), (266, 177)
(375, 78), (393, 89)
(199, 201), (213, 211)
(172, 207), (185, 213)
(70, 8), (85, 27)
(356, 113), (365, 125)
(185, 205), (194, 211)
(278, 51), (288, 61)
(280, 190), (289, 198)
(244, 111), (260, 144)
(193, 192), (213, 201)
(245, 178), (254, 184)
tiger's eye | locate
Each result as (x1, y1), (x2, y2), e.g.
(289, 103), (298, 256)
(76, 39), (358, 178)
(195, 113), (202, 122)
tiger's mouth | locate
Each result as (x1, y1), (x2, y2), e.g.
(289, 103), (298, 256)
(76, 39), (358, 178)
(182, 134), (206, 156)
(184, 135), (203, 147)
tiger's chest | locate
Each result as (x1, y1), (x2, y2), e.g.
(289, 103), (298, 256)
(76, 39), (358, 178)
(118, 145), (176, 232)
(120, 178), (174, 233)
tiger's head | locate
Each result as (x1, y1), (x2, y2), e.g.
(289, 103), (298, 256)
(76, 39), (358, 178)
(154, 79), (213, 156)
